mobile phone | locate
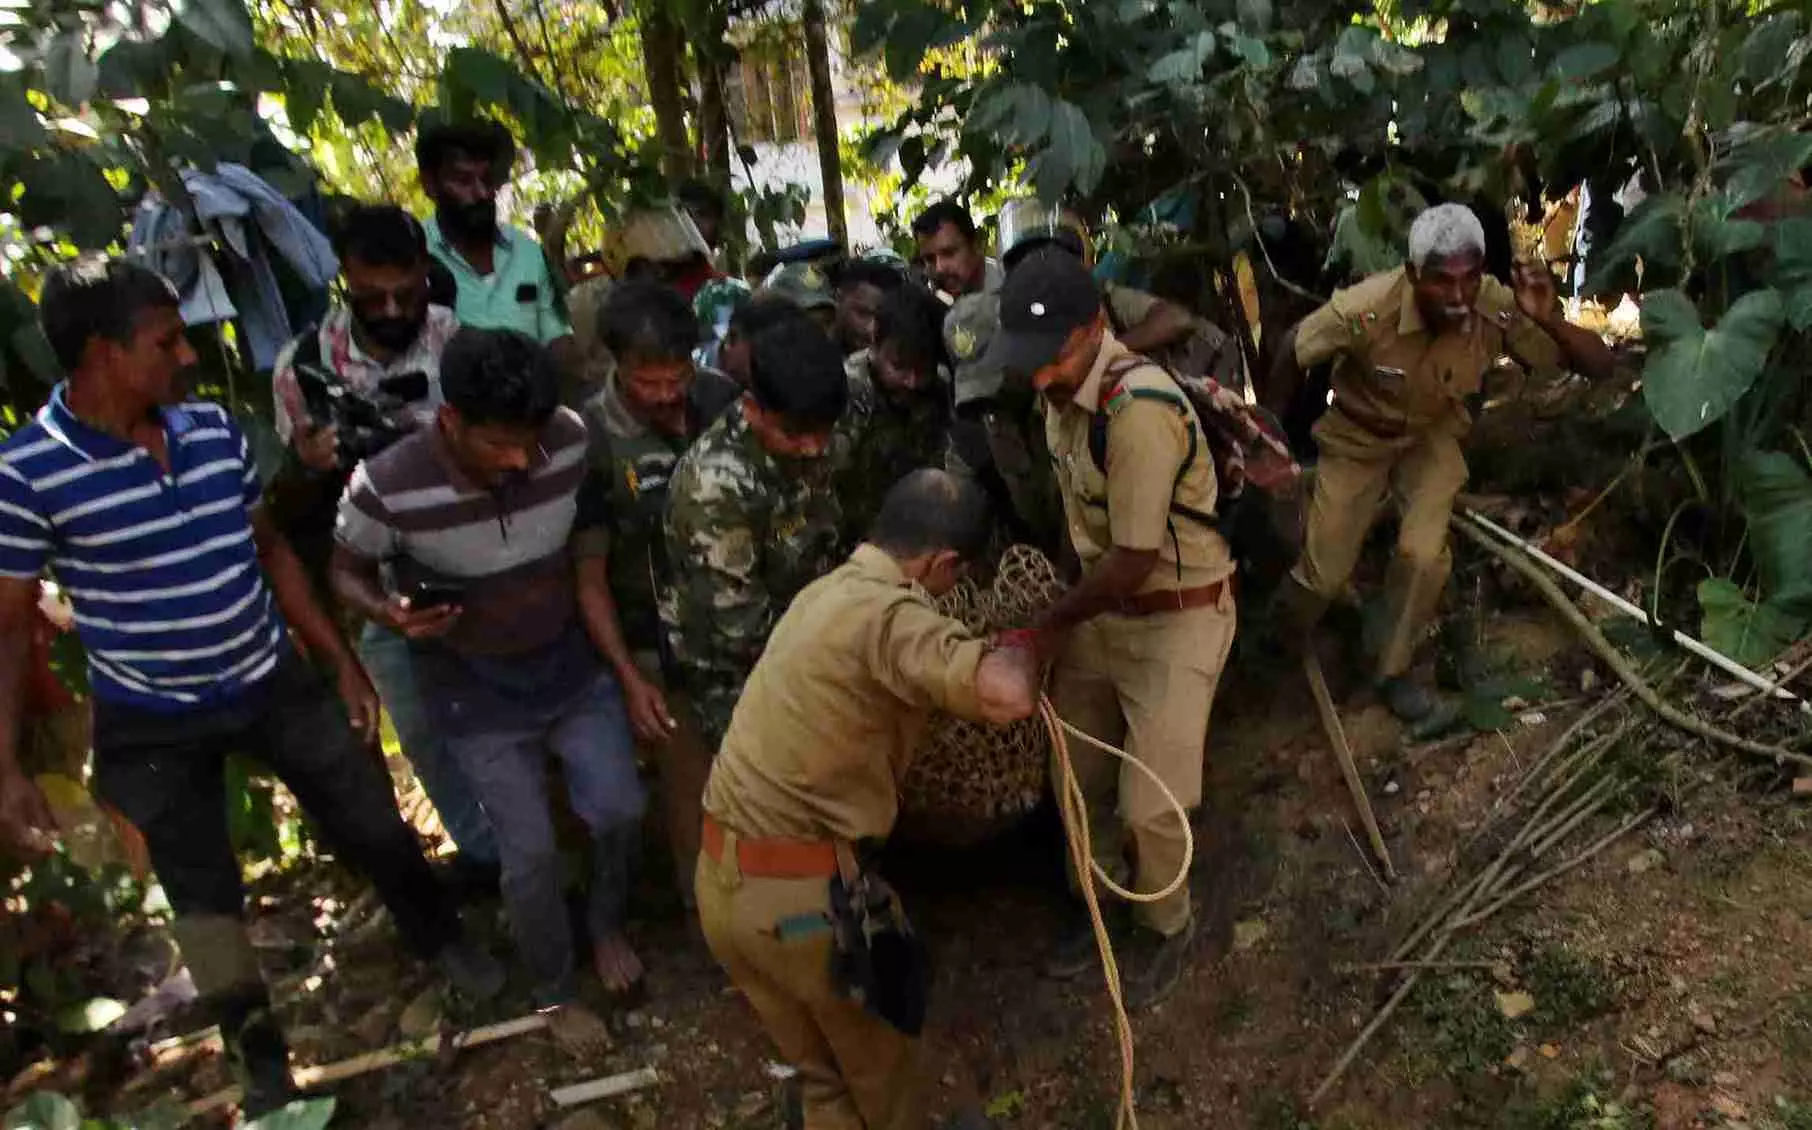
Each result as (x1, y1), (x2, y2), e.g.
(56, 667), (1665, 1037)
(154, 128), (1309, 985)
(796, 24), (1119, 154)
(407, 579), (465, 609)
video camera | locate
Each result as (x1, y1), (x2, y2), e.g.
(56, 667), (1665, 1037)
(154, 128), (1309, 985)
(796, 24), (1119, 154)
(292, 362), (428, 472)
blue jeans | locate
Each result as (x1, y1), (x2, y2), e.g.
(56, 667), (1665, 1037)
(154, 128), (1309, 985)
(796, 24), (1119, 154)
(357, 622), (499, 866)
(445, 669), (645, 1005)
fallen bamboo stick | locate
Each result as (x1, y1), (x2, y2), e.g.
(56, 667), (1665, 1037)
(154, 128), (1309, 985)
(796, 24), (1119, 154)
(551, 1065), (661, 1108)
(1390, 741), (1601, 964)
(1455, 806), (1659, 929)
(1454, 519), (1812, 771)
(1336, 959), (1501, 974)
(1304, 649), (1397, 881)
(186, 1012), (550, 1115)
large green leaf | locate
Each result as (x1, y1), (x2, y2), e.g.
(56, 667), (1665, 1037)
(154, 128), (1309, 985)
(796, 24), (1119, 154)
(1148, 31), (1216, 84)
(1640, 288), (1784, 441)
(1698, 578), (1806, 668)
(1691, 194), (1766, 263)
(1724, 130), (1812, 212)
(442, 46), (517, 108)
(281, 60), (332, 135)
(1772, 219), (1812, 328)
(44, 32), (99, 107)
(1236, 0), (1271, 34)
(1739, 450), (1812, 615)
(1046, 100), (1104, 197)
(1554, 41), (1620, 80)
(3, 1092), (80, 1130)
(1584, 192), (1685, 293)
(1740, 12), (1804, 86)
(172, 0), (255, 58)
(968, 83), (1050, 149)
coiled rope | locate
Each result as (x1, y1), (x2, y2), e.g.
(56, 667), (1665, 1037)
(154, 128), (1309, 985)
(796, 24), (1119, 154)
(1038, 696), (1196, 1130)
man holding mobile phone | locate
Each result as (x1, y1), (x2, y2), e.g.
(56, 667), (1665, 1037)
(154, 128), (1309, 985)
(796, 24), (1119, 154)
(331, 328), (658, 1049)
(268, 203), (501, 892)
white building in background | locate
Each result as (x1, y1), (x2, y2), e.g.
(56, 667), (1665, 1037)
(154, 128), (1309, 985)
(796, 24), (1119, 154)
(722, 10), (887, 250)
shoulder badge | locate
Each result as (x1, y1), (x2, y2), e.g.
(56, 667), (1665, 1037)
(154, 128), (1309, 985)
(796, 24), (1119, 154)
(1496, 309), (1513, 327)
(1103, 382), (1132, 414)
(801, 265), (823, 289)
(951, 324), (977, 360)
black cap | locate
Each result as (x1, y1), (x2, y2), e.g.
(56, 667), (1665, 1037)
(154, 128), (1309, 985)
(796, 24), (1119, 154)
(984, 249), (1102, 379)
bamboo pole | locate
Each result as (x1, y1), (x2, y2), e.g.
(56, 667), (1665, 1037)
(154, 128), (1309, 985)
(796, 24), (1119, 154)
(1304, 650), (1396, 881)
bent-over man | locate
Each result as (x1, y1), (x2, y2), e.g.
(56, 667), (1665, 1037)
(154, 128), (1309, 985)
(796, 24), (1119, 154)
(697, 469), (1040, 1130)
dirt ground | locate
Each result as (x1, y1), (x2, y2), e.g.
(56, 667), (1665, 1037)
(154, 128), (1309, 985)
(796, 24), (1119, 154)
(65, 587), (1810, 1130)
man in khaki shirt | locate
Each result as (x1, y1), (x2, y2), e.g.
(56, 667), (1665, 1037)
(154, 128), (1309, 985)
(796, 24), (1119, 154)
(1265, 204), (1615, 724)
(696, 469), (1040, 1130)
(988, 250), (1238, 1010)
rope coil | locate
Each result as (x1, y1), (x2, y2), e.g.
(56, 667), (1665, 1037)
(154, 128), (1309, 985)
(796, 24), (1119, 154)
(1040, 695), (1195, 1130)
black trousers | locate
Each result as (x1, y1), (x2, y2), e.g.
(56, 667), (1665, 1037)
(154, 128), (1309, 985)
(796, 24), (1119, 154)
(91, 649), (460, 959)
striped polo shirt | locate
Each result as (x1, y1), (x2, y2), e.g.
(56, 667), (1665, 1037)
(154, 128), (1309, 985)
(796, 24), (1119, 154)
(0, 386), (284, 711)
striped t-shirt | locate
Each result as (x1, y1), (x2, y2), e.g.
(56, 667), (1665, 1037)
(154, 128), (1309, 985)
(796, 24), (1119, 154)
(334, 406), (601, 658)
(0, 386), (284, 711)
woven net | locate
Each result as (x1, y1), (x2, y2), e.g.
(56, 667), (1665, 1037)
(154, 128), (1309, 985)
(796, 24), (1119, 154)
(897, 545), (1066, 845)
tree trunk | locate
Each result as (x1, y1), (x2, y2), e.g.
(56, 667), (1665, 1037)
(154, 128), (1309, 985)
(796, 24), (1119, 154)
(801, 0), (846, 245)
(694, 12), (732, 197)
(639, 2), (692, 180)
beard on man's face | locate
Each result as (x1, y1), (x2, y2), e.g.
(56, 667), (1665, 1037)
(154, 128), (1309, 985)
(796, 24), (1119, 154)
(439, 198), (498, 242)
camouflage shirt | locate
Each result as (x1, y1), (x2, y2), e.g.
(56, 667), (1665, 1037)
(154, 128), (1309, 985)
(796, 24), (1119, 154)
(835, 350), (952, 546)
(661, 403), (843, 747)
(582, 367), (741, 656)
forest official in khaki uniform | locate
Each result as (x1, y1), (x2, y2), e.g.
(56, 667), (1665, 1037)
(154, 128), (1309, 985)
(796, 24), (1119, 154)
(1266, 204), (1615, 724)
(991, 250), (1239, 1010)
(696, 470), (1040, 1130)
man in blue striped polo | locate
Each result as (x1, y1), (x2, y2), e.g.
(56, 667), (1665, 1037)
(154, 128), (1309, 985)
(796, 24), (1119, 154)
(0, 260), (500, 1117)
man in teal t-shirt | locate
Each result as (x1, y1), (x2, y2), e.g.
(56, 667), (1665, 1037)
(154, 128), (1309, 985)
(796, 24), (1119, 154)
(416, 120), (574, 353)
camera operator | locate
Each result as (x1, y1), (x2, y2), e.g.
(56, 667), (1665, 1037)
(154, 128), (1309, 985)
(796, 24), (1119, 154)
(269, 203), (501, 887)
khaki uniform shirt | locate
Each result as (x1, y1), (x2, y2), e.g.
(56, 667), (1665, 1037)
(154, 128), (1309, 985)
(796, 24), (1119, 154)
(1044, 333), (1235, 594)
(1293, 266), (1564, 451)
(701, 546), (989, 844)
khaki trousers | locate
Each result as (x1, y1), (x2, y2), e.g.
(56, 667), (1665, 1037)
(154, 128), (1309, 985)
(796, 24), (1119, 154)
(1049, 592), (1237, 936)
(695, 847), (922, 1130)
(1295, 421), (1468, 679)
(634, 652), (713, 904)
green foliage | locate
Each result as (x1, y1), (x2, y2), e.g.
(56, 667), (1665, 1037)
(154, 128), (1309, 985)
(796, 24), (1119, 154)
(1698, 578), (1806, 669)
(1523, 948), (1619, 1034)
(2, 1092), (330, 1130)
(1405, 969), (1519, 1080)
(1494, 1078), (1649, 1130)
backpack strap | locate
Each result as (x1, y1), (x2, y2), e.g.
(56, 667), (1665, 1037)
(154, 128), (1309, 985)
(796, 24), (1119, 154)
(1085, 359), (1220, 585)
(1086, 361), (1214, 527)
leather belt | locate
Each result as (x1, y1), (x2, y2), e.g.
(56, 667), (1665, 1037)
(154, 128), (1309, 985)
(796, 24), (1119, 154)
(702, 813), (840, 879)
(1115, 577), (1232, 617)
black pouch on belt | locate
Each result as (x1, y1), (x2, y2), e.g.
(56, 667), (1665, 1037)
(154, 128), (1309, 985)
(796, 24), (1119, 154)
(827, 843), (930, 1036)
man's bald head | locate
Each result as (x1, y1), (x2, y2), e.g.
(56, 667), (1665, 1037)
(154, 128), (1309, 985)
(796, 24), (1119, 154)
(868, 469), (993, 563)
